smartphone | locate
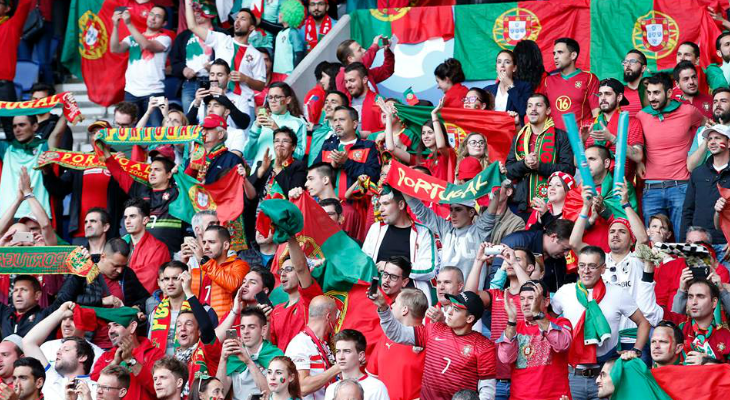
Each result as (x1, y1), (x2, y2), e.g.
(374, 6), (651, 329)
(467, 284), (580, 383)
(255, 291), (274, 308)
(198, 77), (210, 90)
(381, 37), (390, 46)
(114, 6), (128, 12)
(257, 108), (268, 118)
(225, 329), (238, 340)
(13, 231), (33, 244)
(248, 394), (263, 400)
(691, 266), (710, 280)
(73, 378), (80, 389)
(183, 236), (196, 245)
(369, 276), (380, 297)
(484, 246), (504, 256)
(151, 96), (165, 104)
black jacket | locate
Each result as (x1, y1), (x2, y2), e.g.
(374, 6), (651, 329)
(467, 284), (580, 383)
(0, 303), (60, 339)
(682, 155), (730, 244)
(505, 127), (575, 213)
(249, 159), (307, 201)
(484, 79), (533, 122)
(184, 150), (244, 184)
(55, 267), (150, 311)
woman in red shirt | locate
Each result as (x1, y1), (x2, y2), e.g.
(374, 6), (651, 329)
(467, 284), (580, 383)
(434, 58), (470, 109)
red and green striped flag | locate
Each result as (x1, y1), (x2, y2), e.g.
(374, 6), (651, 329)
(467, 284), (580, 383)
(168, 169), (245, 224)
(350, 6), (454, 46)
(394, 104), (518, 163)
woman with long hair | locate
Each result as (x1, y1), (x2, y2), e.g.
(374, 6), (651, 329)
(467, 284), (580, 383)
(462, 87), (494, 111)
(434, 58), (470, 109)
(455, 132), (489, 184)
(484, 49), (533, 123)
(244, 82), (308, 171)
(526, 172), (575, 229)
(513, 40), (546, 92)
(188, 376), (225, 400)
(266, 356), (302, 400)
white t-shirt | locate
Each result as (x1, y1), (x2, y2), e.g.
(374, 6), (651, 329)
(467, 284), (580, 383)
(42, 366), (96, 400)
(285, 331), (334, 400)
(41, 339), (105, 369)
(551, 282), (639, 358)
(122, 34), (171, 97)
(324, 376), (390, 400)
(204, 32), (266, 103)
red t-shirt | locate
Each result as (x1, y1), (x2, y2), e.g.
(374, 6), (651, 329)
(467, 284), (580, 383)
(539, 69), (600, 131)
(585, 114), (644, 182)
(0, 0), (32, 80)
(623, 86), (643, 118)
(665, 312), (730, 362)
(506, 317), (572, 400)
(367, 334), (425, 400)
(654, 258), (730, 315)
(487, 289), (523, 380)
(421, 147), (457, 183)
(75, 168), (111, 237)
(676, 92), (714, 120)
(92, 338), (164, 400)
(304, 84), (326, 124)
(413, 322), (495, 399)
(443, 83), (470, 109)
(269, 281), (324, 351)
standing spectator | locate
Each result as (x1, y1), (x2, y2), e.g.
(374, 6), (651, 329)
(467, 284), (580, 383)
(285, 296), (341, 400)
(113, 101), (139, 129)
(485, 50), (532, 122)
(342, 63), (384, 135)
(0, 275), (61, 339)
(434, 58), (469, 109)
(367, 289), (427, 400)
(637, 72), (705, 239)
(184, 114), (244, 184)
(705, 32), (730, 90)
(186, 0), (266, 119)
(10, 358), (45, 400)
(249, 127), (307, 201)
(672, 41), (711, 96)
(371, 290), (496, 400)
(28, 83), (74, 150)
(513, 40), (545, 92)
(273, 0), (306, 77)
(505, 93), (575, 217)
(674, 61), (714, 119)
(649, 321), (684, 368)
(324, 330), (388, 400)
(688, 88), (730, 171)
(621, 50), (647, 117)
(121, 198), (171, 294)
(362, 187), (437, 301)
(684, 125), (730, 256)
(335, 37), (394, 96)
(245, 82), (308, 168)
(497, 280), (572, 400)
(0, 0), (32, 137)
(302, 164), (361, 239)
(538, 38), (599, 131)
(110, 7), (171, 127)
(300, 0), (336, 53)
(551, 246), (650, 400)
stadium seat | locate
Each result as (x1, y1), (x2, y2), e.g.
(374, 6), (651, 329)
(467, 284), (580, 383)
(13, 60), (40, 100)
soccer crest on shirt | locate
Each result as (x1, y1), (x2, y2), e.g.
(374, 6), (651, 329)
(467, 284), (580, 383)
(703, 102), (711, 111)
(461, 344), (473, 357)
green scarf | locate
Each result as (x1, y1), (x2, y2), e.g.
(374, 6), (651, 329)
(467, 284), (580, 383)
(599, 174), (638, 219)
(226, 340), (283, 375)
(610, 358), (672, 400)
(576, 280), (611, 346)
(640, 100), (682, 121)
(12, 138), (45, 155)
(259, 199), (304, 244)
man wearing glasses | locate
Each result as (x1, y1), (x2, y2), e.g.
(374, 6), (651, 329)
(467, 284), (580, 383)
(551, 246), (651, 400)
(300, 0), (337, 53)
(621, 50), (647, 118)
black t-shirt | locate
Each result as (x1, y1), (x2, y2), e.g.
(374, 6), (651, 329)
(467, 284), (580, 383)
(375, 225), (411, 262)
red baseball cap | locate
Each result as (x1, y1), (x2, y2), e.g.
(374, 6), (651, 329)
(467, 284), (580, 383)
(149, 144), (175, 161)
(202, 114), (227, 130)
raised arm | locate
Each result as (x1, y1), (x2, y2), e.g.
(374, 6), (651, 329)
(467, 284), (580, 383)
(215, 287), (244, 342)
(466, 243), (492, 292)
(47, 114), (68, 150)
(370, 290), (416, 345)
(19, 167), (57, 245)
(110, 11), (130, 54)
(288, 235), (314, 289)
(124, 12), (167, 53)
(617, 182), (648, 245)
(184, 0), (210, 41)
(377, 98), (410, 163)
(431, 99), (448, 151)
(22, 302), (76, 367)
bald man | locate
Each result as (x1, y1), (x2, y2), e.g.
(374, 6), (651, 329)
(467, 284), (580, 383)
(285, 296), (342, 400)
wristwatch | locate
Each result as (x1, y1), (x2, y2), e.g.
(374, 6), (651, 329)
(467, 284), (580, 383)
(533, 312), (545, 321)
(126, 358), (138, 367)
(507, 321), (517, 327)
(631, 348), (643, 357)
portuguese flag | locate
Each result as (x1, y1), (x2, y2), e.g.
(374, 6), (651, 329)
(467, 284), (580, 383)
(61, 0), (147, 106)
(454, 0), (591, 80)
(350, 6), (454, 46)
(168, 169), (244, 224)
(263, 194), (383, 355)
(394, 104), (517, 163)
(652, 364), (730, 400)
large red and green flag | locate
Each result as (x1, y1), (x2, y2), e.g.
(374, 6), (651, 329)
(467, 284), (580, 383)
(168, 169), (245, 224)
(394, 104), (517, 163)
(652, 364), (730, 400)
(262, 194), (383, 355)
(61, 0), (147, 106)
(454, 0), (591, 80)
(350, 6), (454, 46)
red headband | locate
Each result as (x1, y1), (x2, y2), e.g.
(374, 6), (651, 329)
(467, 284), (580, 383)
(610, 218), (635, 242)
(549, 171), (576, 191)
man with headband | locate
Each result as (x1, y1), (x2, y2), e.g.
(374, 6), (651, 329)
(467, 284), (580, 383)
(570, 183), (663, 360)
(497, 280), (572, 400)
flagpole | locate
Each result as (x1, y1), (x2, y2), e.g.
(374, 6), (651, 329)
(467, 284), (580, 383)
(563, 113), (596, 196)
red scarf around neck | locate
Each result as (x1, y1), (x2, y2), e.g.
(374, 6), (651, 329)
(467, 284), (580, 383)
(568, 278), (607, 366)
(304, 15), (332, 52)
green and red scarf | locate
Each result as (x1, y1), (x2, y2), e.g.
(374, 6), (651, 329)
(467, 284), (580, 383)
(680, 319), (719, 362)
(640, 100), (682, 122)
(37, 150), (150, 184)
(514, 117), (557, 201)
(150, 297), (192, 353)
(226, 339), (282, 375)
(0, 246), (97, 282)
(304, 15), (332, 52)
(197, 143), (228, 182)
(0, 92), (83, 124)
(569, 279), (611, 366)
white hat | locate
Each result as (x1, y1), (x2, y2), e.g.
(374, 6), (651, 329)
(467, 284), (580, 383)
(702, 124), (730, 139)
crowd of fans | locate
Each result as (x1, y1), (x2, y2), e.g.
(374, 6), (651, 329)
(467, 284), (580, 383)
(3, 0), (730, 400)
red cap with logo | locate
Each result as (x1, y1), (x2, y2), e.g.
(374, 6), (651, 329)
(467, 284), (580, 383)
(202, 114), (227, 130)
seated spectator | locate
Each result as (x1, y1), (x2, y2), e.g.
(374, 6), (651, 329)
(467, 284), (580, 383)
(434, 58), (469, 109)
(285, 296), (340, 400)
(152, 357), (189, 400)
(324, 330), (388, 400)
(22, 305), (96, 400)
(484, 50), (532, 121)
(273, 0), (306, 77)
(362, 187), (436, 301)
(121, 198), (171, 293)
(82, 208), (112, 261)
(265, 356), (302, 400)
(269, 235), (323, 351)
(94, 365), (132, 400)
(367, 288), (427, 400)
(28, 83), (73, 150)
(335, 37), (394, 97)
(11, 358), (45, 400)
(342, 63), (384, 135)
(190, 225), (249, 321)
(674, 61), (713, 119)
(650, 321), (684, 368)
(110, 6), (171, 127)
(309, 91), (347, 166)
(497, 280), (572, 400)
(300, 0), (337, 53)
(371, 289), (496, 399)
(245, 82), (308, 167)
(505, 93), (575, 218)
